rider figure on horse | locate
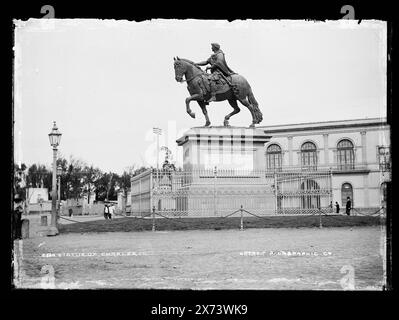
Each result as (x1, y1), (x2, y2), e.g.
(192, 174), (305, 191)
(195, 43), (235, 102)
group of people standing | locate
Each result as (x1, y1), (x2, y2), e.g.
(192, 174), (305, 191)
(330, 197), (352, 215)
(103, 203), (115, 220)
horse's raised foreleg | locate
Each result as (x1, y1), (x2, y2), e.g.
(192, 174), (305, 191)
(185, 94), (201, 119)
(197, 101), (211, 127)
(224, 99), (241, 127)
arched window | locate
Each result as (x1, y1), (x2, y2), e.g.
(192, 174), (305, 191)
(301, 142), (317, 170)
(337, 139), (355, 170)
(266, 144), (282, 171)
(341, 183), (353, 207)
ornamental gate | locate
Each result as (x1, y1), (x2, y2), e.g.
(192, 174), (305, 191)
(130, 169), (332, 217)
(273, 170), (333, 215)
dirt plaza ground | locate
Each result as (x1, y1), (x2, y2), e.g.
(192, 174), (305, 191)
(13, 215), (386, 290)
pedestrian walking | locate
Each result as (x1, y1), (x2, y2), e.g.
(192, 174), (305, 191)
(108, 204), (115, 219)
(335, 202), (340, 214)
(346, 197), (352, 216)
(104, 204), (110, 219)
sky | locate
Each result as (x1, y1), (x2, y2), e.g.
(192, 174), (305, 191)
(13, 19), (387, 174)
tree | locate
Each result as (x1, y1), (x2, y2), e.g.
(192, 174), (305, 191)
(115, 171), (130, 196)
(56, 156), (69, 200)
(26, 164), (52, 194)
(15, 163), (27, 172)
(94, 172), (117, 201)
(114, 170), (134, 214)
(54, 156), (104, 203)
(21, 157), (150, 204)
(81, 165), (102, 204)
(64, 156), (86, 201)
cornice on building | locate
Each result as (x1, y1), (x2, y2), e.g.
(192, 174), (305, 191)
(258, 117), (388, 135)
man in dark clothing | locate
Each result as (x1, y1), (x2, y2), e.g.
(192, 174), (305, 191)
(104, 204), (109, 220)
(346, 197), (352, 216)
(335, 202), (340, 214)
(12, 194), (23, 240)
(195, 43), (235, 102)
(196, 43), (235, 77)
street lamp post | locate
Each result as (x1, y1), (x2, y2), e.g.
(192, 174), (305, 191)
(48, 121), (62, 236)
(57, 164), (62, 217)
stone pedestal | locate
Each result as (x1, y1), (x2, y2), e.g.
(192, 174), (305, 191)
(174, 127), (274, 217)
(176, 126), (271, 171)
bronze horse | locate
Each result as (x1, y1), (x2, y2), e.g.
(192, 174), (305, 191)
(173, 57), (263, 127)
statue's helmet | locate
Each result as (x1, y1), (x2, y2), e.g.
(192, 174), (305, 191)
(211, 43), (220, 50)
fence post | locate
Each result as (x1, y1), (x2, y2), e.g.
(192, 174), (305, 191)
(240, 205), (244, 231)
(213, 166), (217, 216)
(139, 177), (142, 217)
(329, 168), (333, 214)
(152, 205), (156, 232)
(274, 172), (278, 214)
(150, 170), (153, 218)
(319, 209), (323, 229)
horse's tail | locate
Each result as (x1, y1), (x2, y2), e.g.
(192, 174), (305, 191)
(247, 87), (263, 124)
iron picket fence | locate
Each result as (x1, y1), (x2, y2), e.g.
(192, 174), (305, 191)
(131, 168), (334, 217)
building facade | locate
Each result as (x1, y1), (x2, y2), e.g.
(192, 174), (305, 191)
(131, 118), (390, 217)
(259, 117), (390, 211)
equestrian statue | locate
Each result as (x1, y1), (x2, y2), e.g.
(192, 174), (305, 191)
(173, 43), (263, 127)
